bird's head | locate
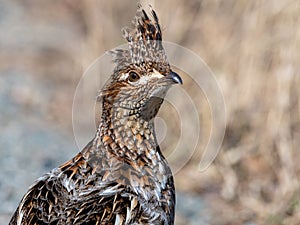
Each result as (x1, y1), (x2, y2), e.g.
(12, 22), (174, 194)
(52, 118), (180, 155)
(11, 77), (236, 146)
(100, 7), (182, 121)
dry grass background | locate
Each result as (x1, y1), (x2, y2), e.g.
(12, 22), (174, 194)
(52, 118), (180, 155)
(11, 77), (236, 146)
(1, 0), (300, 224)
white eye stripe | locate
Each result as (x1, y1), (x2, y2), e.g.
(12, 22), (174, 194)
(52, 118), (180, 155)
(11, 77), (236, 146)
(151, 69), (164, 79)
(119, 73), (129, 81)
(119, 69), (164, 83)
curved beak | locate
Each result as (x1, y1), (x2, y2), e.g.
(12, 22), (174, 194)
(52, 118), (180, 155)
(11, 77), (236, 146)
(166, 71), (183, 85)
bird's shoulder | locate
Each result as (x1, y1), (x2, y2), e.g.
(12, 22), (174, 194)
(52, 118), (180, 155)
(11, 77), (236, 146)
(9, 141), (129, 224)
(10, 140), (175, 225)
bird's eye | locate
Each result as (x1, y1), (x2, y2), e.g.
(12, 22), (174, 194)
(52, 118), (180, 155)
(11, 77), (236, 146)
(128, 71), (140, 82)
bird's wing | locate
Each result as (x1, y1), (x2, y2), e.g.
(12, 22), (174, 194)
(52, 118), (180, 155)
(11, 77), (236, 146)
(9, 142), (142, 225)
(9, 168), (142, 225)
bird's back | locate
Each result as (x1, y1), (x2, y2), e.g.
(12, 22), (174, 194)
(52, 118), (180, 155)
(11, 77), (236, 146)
(9, 138), (175, 225)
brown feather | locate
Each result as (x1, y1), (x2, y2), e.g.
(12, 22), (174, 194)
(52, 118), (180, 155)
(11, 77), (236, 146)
(9, 7), (178, 225)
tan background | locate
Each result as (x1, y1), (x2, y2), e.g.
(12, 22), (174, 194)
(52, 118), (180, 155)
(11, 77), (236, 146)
(0, 0), (299, 224)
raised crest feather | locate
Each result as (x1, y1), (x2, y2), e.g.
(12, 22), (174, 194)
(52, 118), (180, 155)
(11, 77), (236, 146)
(110, 7), (169, 73)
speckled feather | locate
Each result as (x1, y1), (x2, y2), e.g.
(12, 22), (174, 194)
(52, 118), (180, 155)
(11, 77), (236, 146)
(9, 7), (178, 225)
(110, 7), (170, 75)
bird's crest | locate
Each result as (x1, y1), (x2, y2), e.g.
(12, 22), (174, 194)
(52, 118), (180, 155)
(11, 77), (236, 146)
(110, 7), (170, 74)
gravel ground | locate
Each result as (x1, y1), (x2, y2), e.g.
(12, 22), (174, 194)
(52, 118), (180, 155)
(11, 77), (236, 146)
(0, 72), (76, 223)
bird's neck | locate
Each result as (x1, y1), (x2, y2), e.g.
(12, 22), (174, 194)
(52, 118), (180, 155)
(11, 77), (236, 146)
(95, 101), (160, 160)
(83, 100), (174, 214)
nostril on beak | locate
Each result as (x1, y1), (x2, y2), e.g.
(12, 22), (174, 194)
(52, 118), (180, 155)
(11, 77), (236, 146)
(167, 71), (183, 85)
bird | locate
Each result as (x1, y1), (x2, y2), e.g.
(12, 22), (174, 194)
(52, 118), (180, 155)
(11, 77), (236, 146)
(9, 6), (182, 225)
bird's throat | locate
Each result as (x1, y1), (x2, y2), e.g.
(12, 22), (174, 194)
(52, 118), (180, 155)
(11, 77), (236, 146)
(96, 101), (160, 161)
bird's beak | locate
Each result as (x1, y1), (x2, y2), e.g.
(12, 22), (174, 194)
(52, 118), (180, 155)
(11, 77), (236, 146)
(166, 71), (183, 85)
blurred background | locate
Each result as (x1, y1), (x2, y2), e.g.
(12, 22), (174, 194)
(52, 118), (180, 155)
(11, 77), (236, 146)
(0, 0), (299, 224)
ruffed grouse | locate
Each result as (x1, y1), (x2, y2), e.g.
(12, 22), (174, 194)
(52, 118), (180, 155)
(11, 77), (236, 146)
(9, 7), (182, 225)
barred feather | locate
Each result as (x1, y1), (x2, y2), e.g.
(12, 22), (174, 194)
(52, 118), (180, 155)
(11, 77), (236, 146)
(111, 7), (169, 74)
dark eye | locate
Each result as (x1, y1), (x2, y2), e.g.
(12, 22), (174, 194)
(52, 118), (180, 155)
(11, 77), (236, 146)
(128, 71), (140, 82)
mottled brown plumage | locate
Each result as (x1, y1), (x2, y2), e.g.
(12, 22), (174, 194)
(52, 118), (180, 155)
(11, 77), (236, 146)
(9, 7), (182, 225)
